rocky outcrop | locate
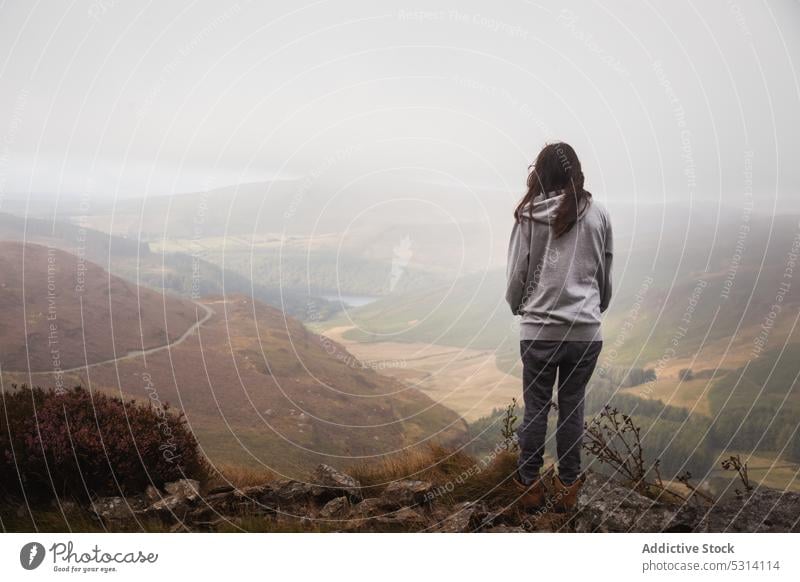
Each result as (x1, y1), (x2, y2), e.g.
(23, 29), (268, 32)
(669, 487), (800, 533)
(378, 480), (433, 509)
(311, 464), (362, 501)
(87, 467), (800, 533)
(430, 501), (489, 532)
(91, 496), (146, 522)
(318, 497), (351, 519)
(572, 473), (679, 533)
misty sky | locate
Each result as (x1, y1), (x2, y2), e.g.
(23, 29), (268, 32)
(0, 0), (798, 211)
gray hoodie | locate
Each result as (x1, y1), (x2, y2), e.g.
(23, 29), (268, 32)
(506, 192), (613, 341)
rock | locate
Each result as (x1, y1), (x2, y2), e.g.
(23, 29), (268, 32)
(164, 479), (200, 501)
(191, 517), (226, 532)
(49, 498), (79, 513)
(675, 488), (800, 533)
(139, 480), (202, 523)
(203, 489), (243, 514)
(205, 490), (236, 505)
(379, 480), (433, 509)
(145, 494), (192, 517)
(370, 507), (427, 532)
(91, 497), (137, 521)
(572, 473), (680, 533)
(269, 480), (314, 506)
(311, 464), (362, 500)
(208, 485), (278, 516)
(207, 484), (235, 496)
(485, 525), (526, 533)
(431, 501), (484, 533)
(233, 484), (273, 502)
(352, 497), (384, 518)
(522, 511), (569, 532)
(186, 506), (216, 524)
(318, 496), (351, 519)
(569, 473), (800, 533)
(145, 485), (161, 503)
(61, 460), (800, 533)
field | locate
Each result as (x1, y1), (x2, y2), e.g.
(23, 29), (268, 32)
(323, 325), (520, 421)
(710, 450), (800, 495)
(622, 377), (715, 417)
(151, 233), (450, 298)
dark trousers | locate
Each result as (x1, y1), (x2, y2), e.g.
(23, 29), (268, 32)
(517, 340), (602, 485)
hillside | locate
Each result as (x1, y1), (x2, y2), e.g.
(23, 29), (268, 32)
(0, 249), (466, 474)
(0, 211), (148, 263)
(0, 242), (199, 372)
(0, 211), (336, 320)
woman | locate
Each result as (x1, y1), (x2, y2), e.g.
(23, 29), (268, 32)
(506, 142), (613, 512)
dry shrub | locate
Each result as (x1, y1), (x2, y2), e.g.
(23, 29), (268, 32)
(447, 448), (520, 507)
(721, 454), (753, 496)
(209, 463), (277, 489)
(0, 385), (208, 500)
(348, 443), (522, 508)
(348, 444), (475, 494)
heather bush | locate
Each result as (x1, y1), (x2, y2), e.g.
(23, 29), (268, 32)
(1, 385), (208, 500)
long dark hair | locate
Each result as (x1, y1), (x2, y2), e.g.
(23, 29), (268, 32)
(514, 142), (591, 237)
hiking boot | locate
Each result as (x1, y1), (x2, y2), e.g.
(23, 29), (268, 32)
(551, 473), (585, 513)
(513, 472), (547, 511)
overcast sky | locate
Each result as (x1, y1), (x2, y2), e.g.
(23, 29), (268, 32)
(0, 0), (798, 211)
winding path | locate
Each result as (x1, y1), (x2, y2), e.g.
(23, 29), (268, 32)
(53, 302), (215, 374)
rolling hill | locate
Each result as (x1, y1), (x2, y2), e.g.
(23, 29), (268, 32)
(326, 209), (800, 373)
(0, 242), (198, 372)
(0, 211), (335, 320)
(0, 246), (466, 475)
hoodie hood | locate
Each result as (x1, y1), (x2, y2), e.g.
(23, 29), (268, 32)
(518, 190), (592, 225)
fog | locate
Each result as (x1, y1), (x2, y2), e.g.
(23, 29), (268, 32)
(0, 0), (798, 214)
